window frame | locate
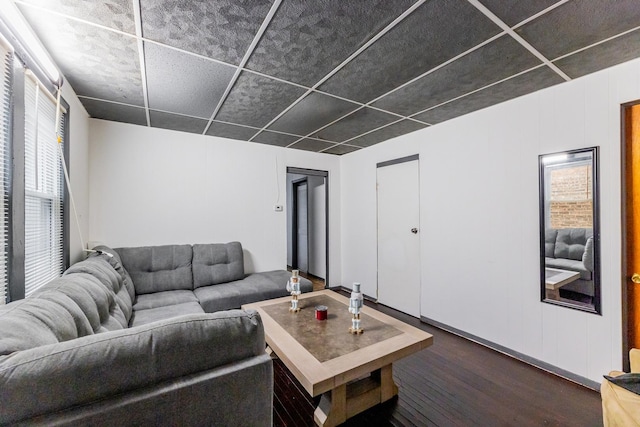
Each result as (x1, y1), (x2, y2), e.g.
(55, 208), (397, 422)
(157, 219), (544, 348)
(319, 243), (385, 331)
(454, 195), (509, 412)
(8, 59), (69, 302)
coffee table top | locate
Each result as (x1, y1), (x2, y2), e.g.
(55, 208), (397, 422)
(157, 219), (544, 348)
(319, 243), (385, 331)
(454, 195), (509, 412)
(242, 290), (433, 396)
(545, 267), (580, 289)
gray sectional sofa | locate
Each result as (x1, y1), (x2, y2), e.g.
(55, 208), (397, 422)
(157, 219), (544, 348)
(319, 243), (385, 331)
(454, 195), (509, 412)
(545, 228), (595, 296)
(0, 241), (312, 426)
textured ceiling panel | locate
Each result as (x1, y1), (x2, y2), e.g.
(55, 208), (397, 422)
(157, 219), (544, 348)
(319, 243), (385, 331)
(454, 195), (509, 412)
(245, 0), (414, 86)
(253, 131), (299, 147)
(372, 35), (541, 116)
(413, 66), (563, 125)
(289, 138), (334, 152)
(516, 0), (640, 60)
(140, 0), (272, 65)
(18, 0), (135, 33)
(323, 144), (360, 155)
(267, 92), (359, 137)
(554, 29), (640, 79)
(149, 110), (208, 134)
(314, 107), (398, 143)
(17, 0), (640, 155)
(477, 0), (560, 27)
(205, 121), (258, 141)
(80, 98), (148, 126)
(19, 8), (144, 105)
(144, 42), (235, 118)
(216, 71), (306, 128)
(319, 0), (501, 103)
(348, 120), (427, 148)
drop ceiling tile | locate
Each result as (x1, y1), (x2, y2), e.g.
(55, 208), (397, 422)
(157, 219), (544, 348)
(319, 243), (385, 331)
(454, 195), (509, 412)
(80, 98), (147, 126)
(323, 144), (361, 155)
(320, 0), (501, 103)
(371, 35), (541, 116)
(18, 10), (144, 105)
(252, 131), (299, 147)
(144, 42), (235, 119)
(348, 120), (427, 148)
(314, 107), (398, 143)
(516, 0), (640, 60)
(18, 0), (135, 33)
(554, 28), (640, 79)
(216, 71), (306, 128)
(289, 139), (334, 153)
(413, 66), (563, 125)
(477, 0), (560, 27)
(140, 0), (272, 65)
(205, 121), (258, 141)
(149, 111), (208, 134)
(245, 0), (414, 86)
(267, 92), (359, 137)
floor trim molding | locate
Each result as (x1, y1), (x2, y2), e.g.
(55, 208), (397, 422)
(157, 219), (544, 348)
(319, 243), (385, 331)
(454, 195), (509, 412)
(420, 315), (601, 391)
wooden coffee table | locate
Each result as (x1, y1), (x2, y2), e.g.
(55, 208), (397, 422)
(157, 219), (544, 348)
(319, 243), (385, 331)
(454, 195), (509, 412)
(545, 267), (580, 300)
(242, 290), (433, 427)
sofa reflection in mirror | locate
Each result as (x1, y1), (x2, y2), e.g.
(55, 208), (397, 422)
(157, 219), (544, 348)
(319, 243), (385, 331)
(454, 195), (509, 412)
(545, 228), (594, 302)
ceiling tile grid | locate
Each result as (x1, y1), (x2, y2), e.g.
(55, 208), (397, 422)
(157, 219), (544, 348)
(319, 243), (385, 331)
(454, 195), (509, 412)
(13, 0), (640, 155)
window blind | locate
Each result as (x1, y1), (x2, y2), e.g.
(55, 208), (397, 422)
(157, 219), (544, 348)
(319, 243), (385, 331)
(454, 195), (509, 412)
(0, 41), (11, 304)
(24, 74), (64, 297)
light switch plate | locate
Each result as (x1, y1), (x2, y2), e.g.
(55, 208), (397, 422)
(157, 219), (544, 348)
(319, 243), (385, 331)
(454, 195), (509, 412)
(274, 205), (283, 212)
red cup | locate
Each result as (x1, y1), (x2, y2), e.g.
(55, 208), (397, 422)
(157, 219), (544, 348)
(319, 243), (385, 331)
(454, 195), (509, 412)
(315, 305), (328, 320)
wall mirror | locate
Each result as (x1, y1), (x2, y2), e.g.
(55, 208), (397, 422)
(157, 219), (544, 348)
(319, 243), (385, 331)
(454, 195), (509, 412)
(539, 147), (601, 314)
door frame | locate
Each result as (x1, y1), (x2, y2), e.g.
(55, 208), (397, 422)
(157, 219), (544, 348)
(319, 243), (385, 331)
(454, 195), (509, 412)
(291, 177), (307, 271)
(287, 167), (329, 287)
(621, 100), (640, 371)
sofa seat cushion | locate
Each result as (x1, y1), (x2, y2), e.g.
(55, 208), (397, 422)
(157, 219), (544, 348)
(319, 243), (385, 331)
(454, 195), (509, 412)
(133, 290), (199, 311)
(195, 271), (312, 313)
(545, 257), (592, 281)
(192, 242), (244, 288)
(130, 302), (204, 327)
(115, 245), (193, 295)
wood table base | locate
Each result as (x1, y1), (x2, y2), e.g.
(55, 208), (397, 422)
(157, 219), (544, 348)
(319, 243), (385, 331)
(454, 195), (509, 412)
(313, 364), (398, 427)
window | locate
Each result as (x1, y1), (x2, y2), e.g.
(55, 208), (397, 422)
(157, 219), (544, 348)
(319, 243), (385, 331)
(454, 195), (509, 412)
(0, 40), (11, 304)
(23, 74), (65, 297)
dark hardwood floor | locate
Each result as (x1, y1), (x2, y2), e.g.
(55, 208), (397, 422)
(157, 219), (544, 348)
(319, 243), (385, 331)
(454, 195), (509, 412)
(273, 292), (603, 426)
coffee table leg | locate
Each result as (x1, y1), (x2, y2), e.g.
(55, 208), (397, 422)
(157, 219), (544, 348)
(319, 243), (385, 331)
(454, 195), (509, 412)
(314, 384), (347, 427)
(375, 364), (399, 402)
(314, 364), (399, 426)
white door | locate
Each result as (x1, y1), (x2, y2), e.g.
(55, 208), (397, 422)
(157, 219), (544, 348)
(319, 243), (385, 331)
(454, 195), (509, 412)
(377, 158), (420, 317)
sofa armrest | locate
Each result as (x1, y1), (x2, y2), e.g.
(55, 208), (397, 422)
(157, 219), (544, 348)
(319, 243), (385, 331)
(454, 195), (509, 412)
(582, 236), (595, 272)
(0, 310), (265, 425)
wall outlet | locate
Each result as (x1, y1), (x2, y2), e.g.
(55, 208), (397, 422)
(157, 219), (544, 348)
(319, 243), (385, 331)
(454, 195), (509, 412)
(274, 205), (283, 212)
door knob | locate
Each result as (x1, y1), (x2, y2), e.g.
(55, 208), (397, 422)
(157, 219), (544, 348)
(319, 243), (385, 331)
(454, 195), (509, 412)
(411, 228), (418, 234)
(632, 273), (640, 284)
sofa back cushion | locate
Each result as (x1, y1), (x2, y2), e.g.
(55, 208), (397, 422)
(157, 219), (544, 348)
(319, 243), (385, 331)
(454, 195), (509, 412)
(91, 245), (136, 303)
(116, 245), (193, 295)
(545, 229), (558, 258)
(0, 255), (133, 356)
(192, 242), (244, 288)
(554, 228), (593, 261)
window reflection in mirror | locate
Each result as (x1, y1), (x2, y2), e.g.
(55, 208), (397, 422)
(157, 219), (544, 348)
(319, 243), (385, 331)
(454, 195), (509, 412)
(539, 148), (600, 314)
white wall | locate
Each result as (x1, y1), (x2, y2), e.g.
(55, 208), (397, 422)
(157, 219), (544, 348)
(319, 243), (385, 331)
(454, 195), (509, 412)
(340, 58), (640, 383)
(88, 121), (341, 283)
(61, 82), (90, 264)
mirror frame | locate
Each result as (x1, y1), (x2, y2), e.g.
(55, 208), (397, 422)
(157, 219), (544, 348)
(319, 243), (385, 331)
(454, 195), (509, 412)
(538, 147), (601, 314)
